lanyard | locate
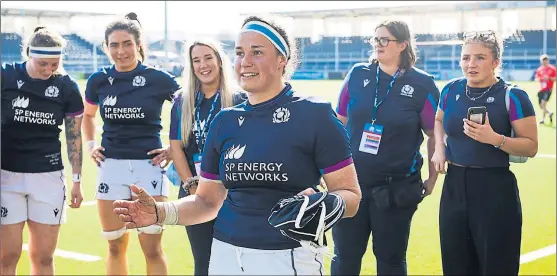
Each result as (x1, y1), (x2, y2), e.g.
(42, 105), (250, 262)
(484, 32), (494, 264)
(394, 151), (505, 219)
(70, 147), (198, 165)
(195, 91), (220, 153)
(371, 65), (400, 125)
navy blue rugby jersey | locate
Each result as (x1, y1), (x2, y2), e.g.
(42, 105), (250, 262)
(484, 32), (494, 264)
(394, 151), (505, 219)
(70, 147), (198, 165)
(336, 62), (440, 185)
(85, 61), (181, 159)
(1, 62), (84, 173)
(168, 91), (247, 182)
(440, 77), (535, 167)
(200, 83), (353, 250)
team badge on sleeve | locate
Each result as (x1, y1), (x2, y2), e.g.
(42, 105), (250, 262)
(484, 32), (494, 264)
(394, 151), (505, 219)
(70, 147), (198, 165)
(268, 191), (345, 251)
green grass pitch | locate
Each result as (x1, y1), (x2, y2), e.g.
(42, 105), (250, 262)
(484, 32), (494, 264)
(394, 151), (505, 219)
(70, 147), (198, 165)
(11, 79), (556, 275)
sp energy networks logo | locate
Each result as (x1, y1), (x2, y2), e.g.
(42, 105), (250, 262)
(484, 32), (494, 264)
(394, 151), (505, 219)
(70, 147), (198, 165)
(224, 144), (246, 160)
(12, 97), (56, 125)
(223, 144), (288, 182)
(102, 96), (118, 106)
(12, 96), (29, 109)
(102, 95), (145, 119)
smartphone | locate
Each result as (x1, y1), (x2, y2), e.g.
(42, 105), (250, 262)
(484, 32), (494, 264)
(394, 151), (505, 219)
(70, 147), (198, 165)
(467, 106), (487, 125)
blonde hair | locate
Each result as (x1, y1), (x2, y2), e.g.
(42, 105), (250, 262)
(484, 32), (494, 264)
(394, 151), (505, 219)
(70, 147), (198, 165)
(463, 30), (503, 76)
(180, 39), (238, 147)
(23, 26), (68, 76)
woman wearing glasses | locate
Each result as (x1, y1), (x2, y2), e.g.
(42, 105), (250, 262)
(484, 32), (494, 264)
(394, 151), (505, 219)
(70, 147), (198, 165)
(432, 31), (537, 275)
(331, 20), (440, 275)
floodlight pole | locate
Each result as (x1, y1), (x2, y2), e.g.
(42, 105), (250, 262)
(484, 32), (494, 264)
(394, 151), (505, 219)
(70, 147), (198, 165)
(334, 36), (339, 72)
(542, 6), (547, 55)
(164, 1), (169, 66)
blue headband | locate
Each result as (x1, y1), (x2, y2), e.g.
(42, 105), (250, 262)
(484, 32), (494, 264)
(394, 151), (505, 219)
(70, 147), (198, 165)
(29, 46), (63, 58)
(241, 21), (290, 59)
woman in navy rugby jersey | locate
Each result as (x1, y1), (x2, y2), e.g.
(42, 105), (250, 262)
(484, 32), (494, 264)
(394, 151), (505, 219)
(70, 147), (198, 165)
(432, 31), (538, 275)
(331, 20), (440, 276)
(82, 13), (181, 275)
(1, 26), (84, 275)
(168, 38), (246, 275)
(113, 15), (361, 275)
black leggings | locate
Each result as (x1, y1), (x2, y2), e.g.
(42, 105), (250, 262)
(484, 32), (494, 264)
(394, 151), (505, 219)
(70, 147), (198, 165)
(439, 164), (522, 275)
(185, 220), (216, 275)
(179, 187), (215, 275)
(331, 172), (422, 275)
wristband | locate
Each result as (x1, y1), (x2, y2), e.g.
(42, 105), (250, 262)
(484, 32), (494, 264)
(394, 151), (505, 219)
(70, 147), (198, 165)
(494, 135), (506, 149)
(159, 201), (179, 225)
(72, 173), (81, 182)
(87, 140), (97, 152)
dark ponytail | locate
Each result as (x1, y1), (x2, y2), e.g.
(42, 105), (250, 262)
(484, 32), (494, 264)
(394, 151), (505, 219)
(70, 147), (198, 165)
(104, 12), (147, 62)
(33, 26), (47, 33)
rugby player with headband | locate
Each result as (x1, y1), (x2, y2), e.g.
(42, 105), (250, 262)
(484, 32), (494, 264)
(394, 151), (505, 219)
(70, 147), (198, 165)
(114, 15), (361, 275)
(82, 13), (181, 275)
(1, 26), (84, 275)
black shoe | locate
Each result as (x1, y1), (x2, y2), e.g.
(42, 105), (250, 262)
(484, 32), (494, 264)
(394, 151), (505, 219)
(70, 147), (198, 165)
(550, 112), (554, 124)
(539, 120), (545, 125)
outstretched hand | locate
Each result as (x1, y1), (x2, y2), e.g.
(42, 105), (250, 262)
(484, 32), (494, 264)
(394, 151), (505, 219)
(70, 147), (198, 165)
(113, 185), (158, 229)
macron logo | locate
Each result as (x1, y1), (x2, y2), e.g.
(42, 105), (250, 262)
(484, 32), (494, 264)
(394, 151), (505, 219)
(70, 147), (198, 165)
(224, 145), (246, 160)
(102, 96), (117, 106)
(17, 80), (24, 89)
(363, 79), (370, 87)
(12, 96), (29, 109)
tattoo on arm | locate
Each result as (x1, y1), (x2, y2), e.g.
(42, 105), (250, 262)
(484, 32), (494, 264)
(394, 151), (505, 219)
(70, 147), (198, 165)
(65, 116), (83, 175)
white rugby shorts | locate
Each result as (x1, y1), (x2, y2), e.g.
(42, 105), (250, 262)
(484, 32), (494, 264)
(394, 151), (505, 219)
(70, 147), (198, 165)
(208, 238), (325, 275)
(95, 158), (169, 200)
(1, 169), (66, 225)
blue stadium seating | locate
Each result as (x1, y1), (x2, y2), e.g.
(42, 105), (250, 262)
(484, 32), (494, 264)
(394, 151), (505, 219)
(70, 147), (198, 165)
(1, 33), (23, 63)
(296, 30), (556, 73)
(62, 34), (110, 74)
(2, 29), (555, 78)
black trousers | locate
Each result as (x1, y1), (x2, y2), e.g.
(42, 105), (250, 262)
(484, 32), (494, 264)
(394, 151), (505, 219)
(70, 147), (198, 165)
(179, 186), (216, 276)
(440, 164), (522, 275)
(331, 172), (423, 275)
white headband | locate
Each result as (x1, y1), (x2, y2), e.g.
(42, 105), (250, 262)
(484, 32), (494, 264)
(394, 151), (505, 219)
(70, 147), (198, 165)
(29, 46), (63, 58)
(241, 21), (290, 59)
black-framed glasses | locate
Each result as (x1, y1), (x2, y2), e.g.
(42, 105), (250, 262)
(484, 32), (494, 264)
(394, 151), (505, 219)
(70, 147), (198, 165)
(371, 37), (399, 47)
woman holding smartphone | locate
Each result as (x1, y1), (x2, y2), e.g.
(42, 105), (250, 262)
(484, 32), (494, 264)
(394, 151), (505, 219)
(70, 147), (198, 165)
(432, 30), (538, 275)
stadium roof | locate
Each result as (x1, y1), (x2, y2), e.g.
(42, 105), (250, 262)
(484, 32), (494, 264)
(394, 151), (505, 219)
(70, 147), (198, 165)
(266, 1), (552, 19)
(0, 8), (117, 18)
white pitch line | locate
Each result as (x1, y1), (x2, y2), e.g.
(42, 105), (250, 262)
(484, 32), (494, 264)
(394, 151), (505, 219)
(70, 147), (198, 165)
(81, 201), (97, 206)
(22, 244), (102, 262)
(520, 244), (556, 264)
(536, 153), (557, 159)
